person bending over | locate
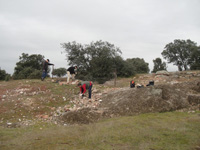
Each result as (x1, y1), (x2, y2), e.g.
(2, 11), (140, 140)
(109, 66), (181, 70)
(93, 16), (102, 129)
(77, 81), (93, 99)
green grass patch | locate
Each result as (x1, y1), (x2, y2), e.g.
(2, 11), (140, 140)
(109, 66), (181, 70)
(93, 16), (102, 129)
(0, 111), (199, 150)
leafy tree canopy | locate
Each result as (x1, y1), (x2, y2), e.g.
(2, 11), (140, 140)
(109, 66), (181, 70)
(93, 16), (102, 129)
(13, 53), (44, 79)
(0, 68), (10, 81)
(52, 68), (67, 77)
(161, 39), (199, 71)
(113, 56), (136, 77)
(152, 58), (167, 73)
(61, 40), (133, 83)
(189, 46), (200, 70)
(126, 58), (149, 74)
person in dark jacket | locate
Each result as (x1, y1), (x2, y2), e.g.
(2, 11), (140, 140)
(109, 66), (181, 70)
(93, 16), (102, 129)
(67, 66), (77, 83)
(41, 59), (54, 81)
(78, 81), (93, 99)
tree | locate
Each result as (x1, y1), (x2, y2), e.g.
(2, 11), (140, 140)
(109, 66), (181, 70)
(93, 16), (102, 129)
(152, 58), (167, 73)
(126, 58), (150, 73)
(61, 40), (123, 83)
(0, 68), (10, 81)
(13, 53), (44, 79)
(52, 68), (67, 77)
(189, 46), (200, 70)
(161, 39), (198, 71)
(113, 56), (136, 77)
(0, 69), (6, 80)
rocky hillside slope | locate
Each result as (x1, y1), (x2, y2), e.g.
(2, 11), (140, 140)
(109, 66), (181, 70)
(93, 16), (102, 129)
(0, 71), (199, 127)
(60, 71), (200, 124)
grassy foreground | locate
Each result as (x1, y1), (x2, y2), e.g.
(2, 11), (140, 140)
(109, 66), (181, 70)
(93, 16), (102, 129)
(0, 111), (199, 150)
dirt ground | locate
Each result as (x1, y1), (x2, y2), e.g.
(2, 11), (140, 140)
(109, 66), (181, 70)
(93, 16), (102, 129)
(0, 71), (200, 126)
(60, 71), (200, 124)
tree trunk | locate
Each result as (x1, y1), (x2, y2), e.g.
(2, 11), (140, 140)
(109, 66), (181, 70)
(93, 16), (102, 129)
(114, 69), (117, 86)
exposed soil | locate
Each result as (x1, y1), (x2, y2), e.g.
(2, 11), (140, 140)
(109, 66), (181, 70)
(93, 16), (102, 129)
(0, 71), (200, 126)
(60, 71), (200, 124)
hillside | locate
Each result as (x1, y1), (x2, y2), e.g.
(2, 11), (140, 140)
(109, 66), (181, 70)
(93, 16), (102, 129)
(60, 70), (200, 124)
(0, 70), (199, 127)
(0, 71), (200, 150)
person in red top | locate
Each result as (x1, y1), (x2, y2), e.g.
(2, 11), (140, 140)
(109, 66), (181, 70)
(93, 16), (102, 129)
(78, 81), (93, 99)
(130, 80), (135, 88)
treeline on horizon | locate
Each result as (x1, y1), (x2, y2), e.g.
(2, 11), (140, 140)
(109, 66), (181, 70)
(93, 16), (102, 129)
(0, 39), (200, 83)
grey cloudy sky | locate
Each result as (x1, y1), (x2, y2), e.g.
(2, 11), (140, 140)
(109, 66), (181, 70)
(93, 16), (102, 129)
(0, 0), (200, 74)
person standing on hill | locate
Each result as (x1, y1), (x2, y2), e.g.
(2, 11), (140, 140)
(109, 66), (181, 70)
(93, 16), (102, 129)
(41, 59), (54, 81)
(67, 66), (77, 84)
(77, 81), (93, 99)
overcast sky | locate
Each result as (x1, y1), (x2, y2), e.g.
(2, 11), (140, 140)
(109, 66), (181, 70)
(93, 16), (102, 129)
(0, 0), (200, 74)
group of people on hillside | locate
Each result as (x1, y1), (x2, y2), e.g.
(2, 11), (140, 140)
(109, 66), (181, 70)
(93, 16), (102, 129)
(41, 59), (92, 99)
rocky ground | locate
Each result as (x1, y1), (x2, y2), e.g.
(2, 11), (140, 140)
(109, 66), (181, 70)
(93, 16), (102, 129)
(0, 70), (200, 127)
(60, 70), (200, 124)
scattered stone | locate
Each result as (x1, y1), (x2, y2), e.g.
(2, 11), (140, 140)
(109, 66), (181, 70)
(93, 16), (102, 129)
(1, 71), (200, 126)
(59, 82), (68, 85)
(156, 70), (170, 76)
(7, 122), (20, 128)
